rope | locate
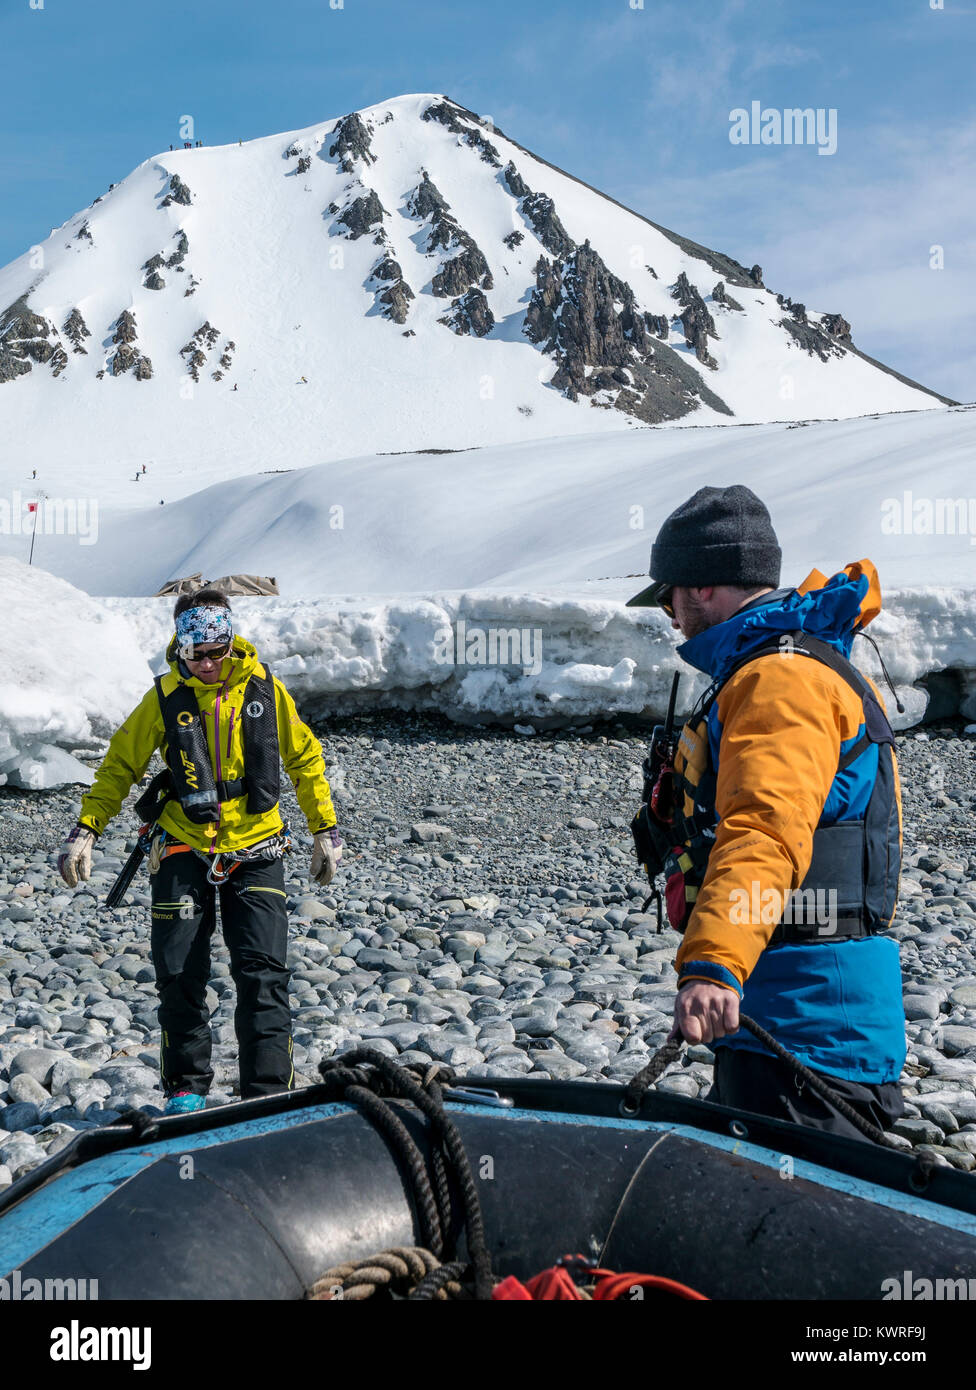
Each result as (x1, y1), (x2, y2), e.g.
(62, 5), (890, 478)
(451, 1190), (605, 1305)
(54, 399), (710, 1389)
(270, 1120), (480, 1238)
(307, 1246), (467, 1300)
(622, 1014), (905, 1152)
(316, 1050), (496, 1299)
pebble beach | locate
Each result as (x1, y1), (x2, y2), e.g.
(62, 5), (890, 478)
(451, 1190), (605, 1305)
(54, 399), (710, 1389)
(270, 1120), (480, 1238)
(1, 713), (974, 1188)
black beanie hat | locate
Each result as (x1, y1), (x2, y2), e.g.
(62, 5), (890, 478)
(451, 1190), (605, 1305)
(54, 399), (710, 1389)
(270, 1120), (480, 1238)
(627, 484), (781, 606)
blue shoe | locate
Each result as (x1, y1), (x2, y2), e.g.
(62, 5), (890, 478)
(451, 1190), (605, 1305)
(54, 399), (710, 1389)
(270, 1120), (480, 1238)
(164, 1091), (207, 1115)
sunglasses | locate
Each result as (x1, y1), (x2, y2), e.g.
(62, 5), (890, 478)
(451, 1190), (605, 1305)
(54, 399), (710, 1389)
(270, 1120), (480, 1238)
(645, 581), (675, 618)
(186, 641), (232, 662)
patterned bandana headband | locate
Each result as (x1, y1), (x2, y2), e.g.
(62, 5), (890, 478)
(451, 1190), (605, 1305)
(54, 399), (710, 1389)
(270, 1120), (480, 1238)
(175, 604), (234, 659)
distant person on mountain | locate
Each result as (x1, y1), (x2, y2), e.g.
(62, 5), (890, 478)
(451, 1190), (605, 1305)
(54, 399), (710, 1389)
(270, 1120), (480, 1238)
(628, 486), (905, 1141)
(57, 589), (343, 1113)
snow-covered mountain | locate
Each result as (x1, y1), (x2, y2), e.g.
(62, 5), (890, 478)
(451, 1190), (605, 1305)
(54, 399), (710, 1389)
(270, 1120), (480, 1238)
(0, 94), (955, 504)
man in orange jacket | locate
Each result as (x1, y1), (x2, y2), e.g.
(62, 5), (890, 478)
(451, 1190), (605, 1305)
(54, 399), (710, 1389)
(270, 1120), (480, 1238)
(628, 485), (906, 1138)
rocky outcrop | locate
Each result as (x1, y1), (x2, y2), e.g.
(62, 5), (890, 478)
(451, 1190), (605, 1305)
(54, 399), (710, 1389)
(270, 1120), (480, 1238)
(749, 264), (764, 286)
(712, 281), (743, 312)
(328, 112), (376, 173)
(297, 155), (311, 175)
(75, 221), (93, 243)
(645, 313), (669, 339)
(334, 189), (387, 241)
(142, 253), (166, 291)
(180, 324), (229, 381)
(109, 310), (152, 378)
(503, 163), (575, 259)
(525, 242), (731, 422)
(422, 100), (501, 166)
(160, 174), (192, 208)
(781, 317), (847, 363)
(406, 172), (493, 298)
(63, 308), (91, 354)
(370, 257), (415, 324)
(405, 173), (453, 248)
(821, 312), (852, 342)
(432, 245), (492, 298)
(503, 230), (524, 250)
(670, 272), (718, 368)
(439, 287), (494, 338)
(166, 230), (189, 267)
(0, 296), (67, 382)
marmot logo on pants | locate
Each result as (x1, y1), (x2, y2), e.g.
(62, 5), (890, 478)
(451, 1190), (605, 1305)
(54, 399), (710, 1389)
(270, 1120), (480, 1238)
(245, 700), (264, 718)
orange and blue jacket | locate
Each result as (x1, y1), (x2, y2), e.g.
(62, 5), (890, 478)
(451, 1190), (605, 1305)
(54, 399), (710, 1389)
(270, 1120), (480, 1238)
(673, 561), (905, 1083)
(78, 635), (336, 855)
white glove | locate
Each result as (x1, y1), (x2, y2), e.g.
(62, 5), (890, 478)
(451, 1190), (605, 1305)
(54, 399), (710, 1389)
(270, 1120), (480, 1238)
(310, 828), (343, 886)
(58, 824), (97, 888)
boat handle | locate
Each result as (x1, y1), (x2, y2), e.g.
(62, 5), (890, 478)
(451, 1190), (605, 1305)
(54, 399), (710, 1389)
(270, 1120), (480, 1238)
(443, 1086), (515, 1109)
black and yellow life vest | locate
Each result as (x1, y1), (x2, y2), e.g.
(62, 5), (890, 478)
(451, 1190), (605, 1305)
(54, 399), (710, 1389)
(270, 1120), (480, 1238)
(153, 669), (281, 825)
(665, 631), (901, 943)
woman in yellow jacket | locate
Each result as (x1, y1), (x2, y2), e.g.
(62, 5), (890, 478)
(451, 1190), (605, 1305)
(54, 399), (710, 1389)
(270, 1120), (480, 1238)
(57, 589), (340, 1113)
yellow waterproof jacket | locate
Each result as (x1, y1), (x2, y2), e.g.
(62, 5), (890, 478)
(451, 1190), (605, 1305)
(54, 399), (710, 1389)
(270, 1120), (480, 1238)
(79, 635), (336, 852)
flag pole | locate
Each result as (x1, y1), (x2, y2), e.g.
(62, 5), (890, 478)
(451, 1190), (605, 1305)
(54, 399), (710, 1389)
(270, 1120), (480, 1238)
(27, 499), (39, 565)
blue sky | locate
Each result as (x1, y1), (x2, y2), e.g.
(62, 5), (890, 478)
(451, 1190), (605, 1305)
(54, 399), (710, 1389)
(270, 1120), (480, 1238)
(1, 0), (972, 400)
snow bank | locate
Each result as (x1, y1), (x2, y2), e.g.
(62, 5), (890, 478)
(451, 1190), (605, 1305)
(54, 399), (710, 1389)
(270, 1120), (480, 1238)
(1, 563), (974, 789)
(0, 559), (151, 788)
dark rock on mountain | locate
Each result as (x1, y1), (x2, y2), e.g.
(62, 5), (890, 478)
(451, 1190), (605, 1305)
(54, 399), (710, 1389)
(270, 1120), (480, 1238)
(503, 230), (524, 249)
(790, 302), (808, 324)
(160, 175), (192, 208)
(781, 317), (846, 363)
(179, 322), (222, 381)
(63, 308), (91, 354)
(297, 156), (311, 175)
(645, 313), (669, 339)
(0, 294), (66, 381)
(166, 231), (189, 267)
(503, 162), (575, 259)
(370, 257), (415, 324)
(110, 342), (137, 374)
(337, 190), (387, 240)
(284, 145), (300, 159)
(432, 244), (493, 298)
(525, 242), (731, 423)
(109, 310), (151, 377)
(821, 312), (852, 342)
(0, 346), (33, 384)
(113, 310), (138, 345)
(404, 172), (492, 299)
(749, 265), (764, 286)
(329, 112), (376, 173)
(503, 163), (530, 200)
(405, 172), (461, 254)
(712, 281), (743, 312)
(184, 275), (200, 297)
(75, 222), (93, 243)
(143, 252), (166, 291)
(439, 287), (494, 338)
(423, 101), (502, 167)
(671, 272), (718, 367)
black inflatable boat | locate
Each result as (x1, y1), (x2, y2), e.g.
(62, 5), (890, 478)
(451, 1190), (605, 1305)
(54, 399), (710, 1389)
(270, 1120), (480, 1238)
(2, 1073), (975, 1300)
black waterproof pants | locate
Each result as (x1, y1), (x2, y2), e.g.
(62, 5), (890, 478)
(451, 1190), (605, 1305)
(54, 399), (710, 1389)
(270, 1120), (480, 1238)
(149, 849), (293, 1098)
(709, 1047), (905, 1143)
